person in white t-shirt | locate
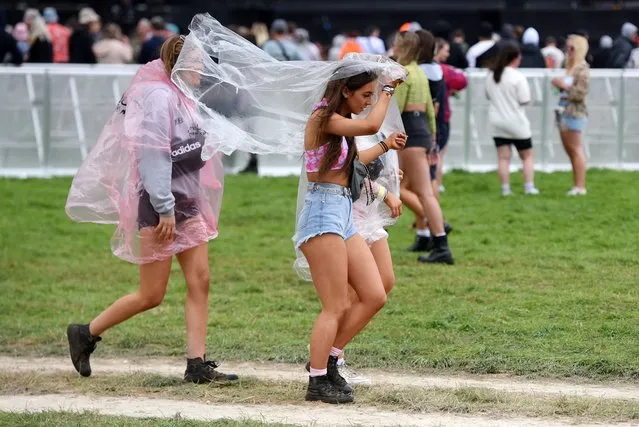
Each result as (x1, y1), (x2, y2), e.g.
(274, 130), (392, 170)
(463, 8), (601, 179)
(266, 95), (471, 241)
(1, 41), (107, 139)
(485, 41), (539, 196)
(541, 36), (565, 69)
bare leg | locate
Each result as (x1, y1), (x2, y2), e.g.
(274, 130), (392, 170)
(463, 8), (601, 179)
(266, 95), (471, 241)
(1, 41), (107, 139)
(399, 148), (445, 235)
(496, 145), (512, 189)
(370, 238), (395, 295)
(561, 128), (586, 189)
(176, 243), (210, 359)
(518, 148), (535, 188)
(332, 235), (386, 349)
(89, 229), (172, 336)
(302, 234), (349, 371)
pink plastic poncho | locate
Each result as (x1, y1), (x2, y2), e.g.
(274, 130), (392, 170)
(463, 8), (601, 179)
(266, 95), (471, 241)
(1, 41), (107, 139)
(66, 59), (224, 264)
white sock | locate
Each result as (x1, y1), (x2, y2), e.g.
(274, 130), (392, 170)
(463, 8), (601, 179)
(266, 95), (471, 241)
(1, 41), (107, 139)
(309, 367), (327, 377)
(524, 182), (535, 191)
(501, 184), (511, 193)
(416, 229), (431, 237)
(329, 347), (342, 357)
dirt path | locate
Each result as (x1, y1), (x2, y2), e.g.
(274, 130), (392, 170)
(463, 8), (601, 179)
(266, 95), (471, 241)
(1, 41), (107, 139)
(2, 356), (638, 401)
(0, 393), (631, 427)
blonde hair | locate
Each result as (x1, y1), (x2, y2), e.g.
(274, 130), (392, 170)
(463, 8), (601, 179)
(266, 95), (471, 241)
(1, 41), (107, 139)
(25, 9), (51, 42)
(394, 31), (420, 65)
(252, 22), (269, 47)
(160, 35), (185, 75)
(566, 34), (589, 72)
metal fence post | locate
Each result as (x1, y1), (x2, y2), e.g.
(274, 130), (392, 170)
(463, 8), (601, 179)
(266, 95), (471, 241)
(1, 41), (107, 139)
(617, 71), (626, 167)
(463, 74), (472, 170)
(540, 71), (549, 171)
(42, 69), (52, 171)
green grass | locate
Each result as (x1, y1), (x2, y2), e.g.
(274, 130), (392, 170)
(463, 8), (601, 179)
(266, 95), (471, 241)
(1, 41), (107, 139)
(2, 371), (638, 422)
(0, 411), (288, 427)
(1, 170), (639, 379)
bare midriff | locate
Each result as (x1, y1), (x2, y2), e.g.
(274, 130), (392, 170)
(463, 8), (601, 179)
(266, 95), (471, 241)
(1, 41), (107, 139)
(403, 102), (426, 112)
(306, 170), (349, 187)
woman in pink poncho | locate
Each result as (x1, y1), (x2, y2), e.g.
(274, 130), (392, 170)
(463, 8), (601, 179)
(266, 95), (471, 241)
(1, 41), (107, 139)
(64, 35), (238, 384)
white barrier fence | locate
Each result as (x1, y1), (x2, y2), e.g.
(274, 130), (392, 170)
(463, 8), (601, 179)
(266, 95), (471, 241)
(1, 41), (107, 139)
(1, 64), (639, 177)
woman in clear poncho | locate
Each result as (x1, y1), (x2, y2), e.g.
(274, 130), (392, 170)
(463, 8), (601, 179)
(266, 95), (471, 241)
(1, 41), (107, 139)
(294, 70), (406, 404)
(176, 15), (407, 402)
(296, 109), (405, 387)
(64, 35), (237, 384)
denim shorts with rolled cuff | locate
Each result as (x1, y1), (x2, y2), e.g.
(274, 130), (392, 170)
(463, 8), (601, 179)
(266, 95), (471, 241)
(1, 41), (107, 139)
(560, 115), (587, 133)
(294, 182), (357, 249)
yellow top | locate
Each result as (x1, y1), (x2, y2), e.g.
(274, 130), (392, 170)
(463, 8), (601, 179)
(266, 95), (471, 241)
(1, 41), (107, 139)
(393, 61), (436, 134)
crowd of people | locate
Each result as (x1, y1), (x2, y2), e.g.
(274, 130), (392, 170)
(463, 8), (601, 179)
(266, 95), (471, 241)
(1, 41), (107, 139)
(3, 5), (637, 70)
(0, 6), (181, 65)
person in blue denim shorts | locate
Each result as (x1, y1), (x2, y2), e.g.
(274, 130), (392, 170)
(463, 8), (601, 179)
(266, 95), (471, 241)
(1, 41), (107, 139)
(294, 68), (406, 404)
(552, 34), (590, 196)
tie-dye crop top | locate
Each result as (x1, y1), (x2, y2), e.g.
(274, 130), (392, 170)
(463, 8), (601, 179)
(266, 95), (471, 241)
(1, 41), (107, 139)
(305, 97), (349, 173)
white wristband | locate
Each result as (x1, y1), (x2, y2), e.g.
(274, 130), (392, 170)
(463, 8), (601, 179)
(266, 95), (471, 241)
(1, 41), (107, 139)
(376, 185), (387, 201)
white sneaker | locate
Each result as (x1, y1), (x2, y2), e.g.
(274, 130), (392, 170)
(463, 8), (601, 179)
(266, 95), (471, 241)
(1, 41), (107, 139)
(524, 187), (540, 195)
(567, 187), (587, 196)
(502, 189), (512, 197)
(338, 363), (372, 386)
(439, 185), (446, 193)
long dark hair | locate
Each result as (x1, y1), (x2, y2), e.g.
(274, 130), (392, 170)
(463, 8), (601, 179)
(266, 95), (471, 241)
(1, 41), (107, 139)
(416, 29), (436, 64)
(311, 70), (378, 176)
(492, 41), (520, 83)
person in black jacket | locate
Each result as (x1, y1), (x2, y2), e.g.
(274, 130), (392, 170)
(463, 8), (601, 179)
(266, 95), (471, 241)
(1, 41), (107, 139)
(519, 27), (546, 68)
(0, 8), (23, 65)
(607, 22), (637, 68)
(24, 9), (53, 63)
(592, 35), (613, 69)
(69, 8), (101, 64)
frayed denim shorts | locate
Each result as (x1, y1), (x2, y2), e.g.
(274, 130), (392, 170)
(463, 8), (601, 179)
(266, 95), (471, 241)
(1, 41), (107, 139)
(560, 115), (587, 133)
(294, 182), (357, 249)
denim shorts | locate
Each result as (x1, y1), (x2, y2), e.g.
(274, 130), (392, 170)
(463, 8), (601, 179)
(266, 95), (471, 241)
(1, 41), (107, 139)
(294, 182), (357, 249)
(560, 115), (587, 133)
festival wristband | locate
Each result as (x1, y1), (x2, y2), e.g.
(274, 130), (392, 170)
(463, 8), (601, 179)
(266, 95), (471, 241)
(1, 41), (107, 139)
(377, 185), (388, 201)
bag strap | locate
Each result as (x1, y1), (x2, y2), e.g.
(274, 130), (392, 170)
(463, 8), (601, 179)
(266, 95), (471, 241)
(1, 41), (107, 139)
(276, 41), (291, 61)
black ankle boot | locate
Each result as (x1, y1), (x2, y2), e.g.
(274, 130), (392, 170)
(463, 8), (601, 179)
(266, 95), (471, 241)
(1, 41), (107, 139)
(327, 356), (353, 394)
(184, 357), (239, 383)
(305, 375), (354, 404)
(67, 323), (101, 377)
(418, 235), (454, 264)
(408, 235), (432, 252)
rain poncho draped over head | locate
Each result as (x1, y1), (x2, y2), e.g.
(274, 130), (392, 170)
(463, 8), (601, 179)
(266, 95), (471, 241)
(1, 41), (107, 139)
(65, 58), (224, 264)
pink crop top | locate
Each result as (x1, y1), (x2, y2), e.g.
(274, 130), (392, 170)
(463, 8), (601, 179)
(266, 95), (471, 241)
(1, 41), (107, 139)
(305, 97), (349, 173)
(305, 137), (349, 173)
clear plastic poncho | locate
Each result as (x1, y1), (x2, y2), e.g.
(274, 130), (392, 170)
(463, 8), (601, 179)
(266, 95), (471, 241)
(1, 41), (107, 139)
(65, 59), (224, 264)
(166, 15), (407, 279)
(170, 14), (407, 159)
